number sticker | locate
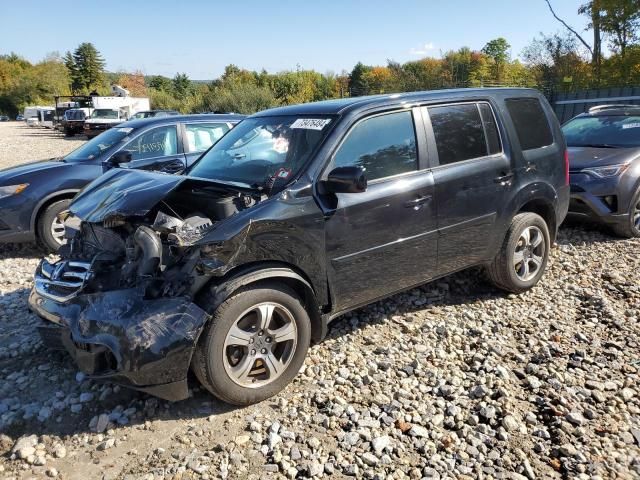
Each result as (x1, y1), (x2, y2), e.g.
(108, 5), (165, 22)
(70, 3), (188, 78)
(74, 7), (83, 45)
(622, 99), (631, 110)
(290, 118), (331, 130)
(622, 123), (640, 130)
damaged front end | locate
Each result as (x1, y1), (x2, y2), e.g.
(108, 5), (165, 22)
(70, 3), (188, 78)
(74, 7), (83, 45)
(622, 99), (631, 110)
(29, 169), (263, 401)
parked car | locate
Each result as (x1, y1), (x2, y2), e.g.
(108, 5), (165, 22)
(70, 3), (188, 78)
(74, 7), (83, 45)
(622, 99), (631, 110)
(83, 108), (128, 138)
(0, 114), (244, 251)
(61, 108), (90, 136)
(29, 88), (568, 405)
(0, 115), (9, 122)
(564, 104), (640, 237)
(16, 114), (24, 121)
(129, 110), (180, 120)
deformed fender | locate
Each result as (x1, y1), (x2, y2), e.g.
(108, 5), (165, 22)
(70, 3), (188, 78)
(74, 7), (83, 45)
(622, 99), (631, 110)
(199, 264), (328, 344)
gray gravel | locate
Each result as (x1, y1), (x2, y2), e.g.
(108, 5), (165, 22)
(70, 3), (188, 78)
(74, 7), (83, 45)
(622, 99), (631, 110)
(0, 122), (85, 170)
(1, 126), (639, 479)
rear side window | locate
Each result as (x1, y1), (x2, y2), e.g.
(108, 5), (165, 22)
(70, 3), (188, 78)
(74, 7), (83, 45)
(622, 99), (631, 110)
(505, 98), (553, 150)
(185, 123), (230, 153)
(478, 103), (501, 155)
(334, 111), (417, 181)
(428, 104), (486, 165)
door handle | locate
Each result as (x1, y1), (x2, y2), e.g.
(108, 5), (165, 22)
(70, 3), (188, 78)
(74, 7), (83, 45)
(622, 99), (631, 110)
(404, 195), (432, 209)
(494, 172), (514, 184)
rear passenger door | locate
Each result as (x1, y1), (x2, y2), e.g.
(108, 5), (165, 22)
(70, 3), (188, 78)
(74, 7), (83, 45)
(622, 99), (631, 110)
(423, 102), (513, 274)
(183, 122), (232, 166)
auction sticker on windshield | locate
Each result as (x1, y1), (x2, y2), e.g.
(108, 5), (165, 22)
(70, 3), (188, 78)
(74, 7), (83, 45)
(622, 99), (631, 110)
(290, 118), (331, 130)
(622, 123), (640, 129)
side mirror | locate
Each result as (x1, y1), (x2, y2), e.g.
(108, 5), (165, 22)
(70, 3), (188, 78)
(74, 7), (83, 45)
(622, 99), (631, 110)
(324, 166), (367, 194)
(108, 151), (132, 167)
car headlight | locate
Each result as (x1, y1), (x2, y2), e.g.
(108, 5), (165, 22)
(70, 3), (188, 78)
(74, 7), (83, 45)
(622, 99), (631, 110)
(0, 184), (29, 200)
(581, 164), (629, 178)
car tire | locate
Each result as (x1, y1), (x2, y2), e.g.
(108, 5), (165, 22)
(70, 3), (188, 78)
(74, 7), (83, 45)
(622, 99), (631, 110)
(486, 212), (550, 293)
(612, 188), (640, 238)
(193, 281), (311, 406)
(37, 199), (71, 252)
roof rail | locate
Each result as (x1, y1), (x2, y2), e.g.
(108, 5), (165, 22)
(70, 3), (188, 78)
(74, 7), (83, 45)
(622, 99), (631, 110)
(588, 104), (640, 113)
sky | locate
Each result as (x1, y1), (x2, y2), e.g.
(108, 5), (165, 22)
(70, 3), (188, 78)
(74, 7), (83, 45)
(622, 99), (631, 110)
(1, 0), (588, 80)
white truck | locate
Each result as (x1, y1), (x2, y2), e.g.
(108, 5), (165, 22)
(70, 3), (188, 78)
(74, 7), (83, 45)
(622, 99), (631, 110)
(82, 86), (150, 138)
(24, 106), (52, 127)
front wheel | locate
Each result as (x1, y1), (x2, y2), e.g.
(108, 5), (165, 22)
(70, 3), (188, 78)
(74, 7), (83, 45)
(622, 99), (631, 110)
(612, 188), (640, 238)
(193, 282), (311, 406)
(37, 199), (71, 252)
(486, 212), (550, 293)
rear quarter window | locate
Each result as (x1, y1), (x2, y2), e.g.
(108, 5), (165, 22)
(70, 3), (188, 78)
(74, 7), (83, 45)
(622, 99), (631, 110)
(505, 98), (554, 150)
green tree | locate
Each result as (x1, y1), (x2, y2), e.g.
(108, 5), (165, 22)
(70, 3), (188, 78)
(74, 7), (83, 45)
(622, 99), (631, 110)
(148, 75), (173, 92)
(172, 73), (192, 99)
(349, 62), (372, 96)
(66, 42), (106, 94)
(482, 38), (511, 83)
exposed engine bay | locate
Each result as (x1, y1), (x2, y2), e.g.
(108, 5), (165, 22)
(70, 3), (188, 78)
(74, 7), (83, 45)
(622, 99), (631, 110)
(52, 182), (263, 302)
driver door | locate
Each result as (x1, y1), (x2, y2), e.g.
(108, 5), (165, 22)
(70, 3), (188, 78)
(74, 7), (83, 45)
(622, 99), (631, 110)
(122, 125), (186, 174)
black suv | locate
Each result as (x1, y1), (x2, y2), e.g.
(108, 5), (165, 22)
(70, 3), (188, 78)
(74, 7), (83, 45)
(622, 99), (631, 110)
(29, 89), (569, 405)
(563, 105), (640, 237)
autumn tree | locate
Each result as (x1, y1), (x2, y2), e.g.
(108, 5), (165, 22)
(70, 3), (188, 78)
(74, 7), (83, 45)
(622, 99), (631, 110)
(115, 71), (147, 97)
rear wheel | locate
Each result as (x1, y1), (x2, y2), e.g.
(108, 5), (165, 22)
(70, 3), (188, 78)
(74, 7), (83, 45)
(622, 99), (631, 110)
(486, 212), (550, 293)
(37, 199), (71, 252)
(612, 188), (640, 238)
(193, 282), (311, 406)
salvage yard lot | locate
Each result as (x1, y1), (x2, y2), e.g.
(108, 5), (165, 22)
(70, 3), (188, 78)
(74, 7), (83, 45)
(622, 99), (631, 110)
(0, 121), (639, 479)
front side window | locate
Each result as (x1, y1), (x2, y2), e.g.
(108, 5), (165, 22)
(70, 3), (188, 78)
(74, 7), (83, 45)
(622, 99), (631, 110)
(429, 104), (487, 165)
(123, 125), (178, 161)
(185, 123), (231, 153)
(505, 98), (553, 150)
(64, 127), (133, 161)
(333, 111), (418, 181)
(563, 115), (640, 148)
(189, 115), (333, 191)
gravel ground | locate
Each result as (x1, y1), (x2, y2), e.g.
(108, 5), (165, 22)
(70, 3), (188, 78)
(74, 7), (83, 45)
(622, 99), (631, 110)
(0, 124), (639, 479)
(0, 122), (85, 170)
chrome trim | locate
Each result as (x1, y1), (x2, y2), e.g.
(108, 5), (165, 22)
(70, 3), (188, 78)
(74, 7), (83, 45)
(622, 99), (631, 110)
(34, 259), (92, 303)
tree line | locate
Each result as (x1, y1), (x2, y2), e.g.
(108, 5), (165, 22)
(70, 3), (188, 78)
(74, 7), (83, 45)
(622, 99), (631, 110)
(0, 0), (637, 117)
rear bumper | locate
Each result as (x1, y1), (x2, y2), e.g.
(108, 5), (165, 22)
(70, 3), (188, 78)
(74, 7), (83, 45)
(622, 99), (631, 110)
(28, 268), (210, 401)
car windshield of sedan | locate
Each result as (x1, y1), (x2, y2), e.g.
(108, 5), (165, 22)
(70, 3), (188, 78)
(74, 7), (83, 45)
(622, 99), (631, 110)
(563, 115), (640, 148)
(91, 109), (119, 119)
(64, 127), (133, 161)
(188, 115), (333, 191)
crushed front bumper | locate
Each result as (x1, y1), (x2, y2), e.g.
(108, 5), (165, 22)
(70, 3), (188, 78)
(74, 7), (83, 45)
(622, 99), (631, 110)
(28, 260), (209, 401)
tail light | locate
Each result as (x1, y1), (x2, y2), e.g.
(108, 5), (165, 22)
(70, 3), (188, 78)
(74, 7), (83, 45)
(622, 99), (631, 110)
(564, 149), (570, 186)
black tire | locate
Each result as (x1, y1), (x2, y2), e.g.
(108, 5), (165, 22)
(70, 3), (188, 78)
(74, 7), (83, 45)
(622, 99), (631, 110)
(486, 212), (551, 293)
(193, 281), (311, 406)
(37, 199), (71, 252)
(612, 188), (640, 238)
(64, 128), (73, 137)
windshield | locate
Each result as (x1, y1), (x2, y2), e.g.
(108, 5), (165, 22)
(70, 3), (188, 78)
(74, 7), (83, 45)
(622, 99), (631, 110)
(65, 110), (85, 120)
(91, 109), (119, 119)
(188, 115), (333, 190)
(563, 115), (640, 148)
(65, 127), (133, 161)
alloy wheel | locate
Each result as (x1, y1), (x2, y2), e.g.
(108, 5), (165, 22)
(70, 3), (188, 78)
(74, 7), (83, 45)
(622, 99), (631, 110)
(223, 302), (298, 388)
(513, 226), (545, 282)
(633, 198), (640, 232)
(50, 212), (67, 245)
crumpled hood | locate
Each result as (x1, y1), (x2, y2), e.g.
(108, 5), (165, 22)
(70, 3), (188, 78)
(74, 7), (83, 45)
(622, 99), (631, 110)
(0, 159), (64, 177)
(568, 146), (640, 170)
(70, 169), (186, 222)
